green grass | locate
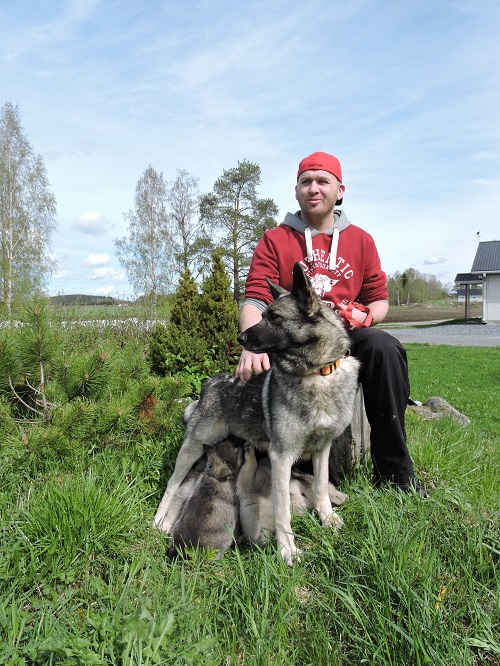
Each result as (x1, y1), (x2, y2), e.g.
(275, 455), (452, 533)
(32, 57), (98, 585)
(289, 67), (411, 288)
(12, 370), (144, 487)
(0, 345), (498, 665)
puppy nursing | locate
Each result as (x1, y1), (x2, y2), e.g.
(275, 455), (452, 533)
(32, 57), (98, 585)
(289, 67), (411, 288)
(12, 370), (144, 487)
(167, 439), (243, 560)
(164, 440), (349, 560)
(238, 445), (348, 547)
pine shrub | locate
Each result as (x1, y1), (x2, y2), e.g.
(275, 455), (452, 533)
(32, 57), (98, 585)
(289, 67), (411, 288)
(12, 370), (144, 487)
(0, 302), (192, 478)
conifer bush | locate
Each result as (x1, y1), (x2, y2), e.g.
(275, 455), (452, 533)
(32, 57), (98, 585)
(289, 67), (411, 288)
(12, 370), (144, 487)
(148, 250), (240, 377)
(148, 268), (208, 375)
(0, 301), (191, 478)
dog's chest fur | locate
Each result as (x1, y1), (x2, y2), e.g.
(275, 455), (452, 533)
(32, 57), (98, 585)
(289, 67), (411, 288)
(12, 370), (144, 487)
(266, 357), (360, 451)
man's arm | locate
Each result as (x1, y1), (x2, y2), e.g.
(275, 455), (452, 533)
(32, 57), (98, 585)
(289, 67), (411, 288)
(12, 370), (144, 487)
(236, 303), (270, 382)
(366, 300), (389, 325)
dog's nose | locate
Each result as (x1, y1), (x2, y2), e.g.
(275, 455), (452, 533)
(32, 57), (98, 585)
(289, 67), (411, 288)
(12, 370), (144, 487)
(237, 332), (247, 345)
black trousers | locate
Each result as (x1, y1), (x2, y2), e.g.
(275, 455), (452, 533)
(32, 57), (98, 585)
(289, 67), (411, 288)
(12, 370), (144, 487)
(349, 327), (416, 485)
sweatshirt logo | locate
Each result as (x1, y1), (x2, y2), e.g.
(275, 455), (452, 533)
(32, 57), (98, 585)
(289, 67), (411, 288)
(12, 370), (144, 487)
(309, 273), (339, 298)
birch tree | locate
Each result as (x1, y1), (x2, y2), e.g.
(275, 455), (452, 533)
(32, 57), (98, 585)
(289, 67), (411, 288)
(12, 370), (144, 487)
(167, 169), (211, 280)
(114, 165), (174, 303)
(0, 102), (57, 317)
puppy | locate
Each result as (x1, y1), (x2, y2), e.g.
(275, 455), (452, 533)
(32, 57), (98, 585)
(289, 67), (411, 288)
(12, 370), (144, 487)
(155, 455), (206, 533)
(167, 439), (243, 560)
(237, 445), (274, 546)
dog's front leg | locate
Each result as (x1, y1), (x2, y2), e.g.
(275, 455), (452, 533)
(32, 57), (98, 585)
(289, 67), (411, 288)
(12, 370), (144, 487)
(152, 438), (204, 533)
(269, 449), (300, 566)
(312, 447), (344, 529)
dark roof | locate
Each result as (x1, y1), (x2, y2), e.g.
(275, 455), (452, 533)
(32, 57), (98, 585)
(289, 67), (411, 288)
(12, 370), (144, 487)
(454, 272), (483, 284)
(456, 288), (482, 294)
(471, 240), (500, 272)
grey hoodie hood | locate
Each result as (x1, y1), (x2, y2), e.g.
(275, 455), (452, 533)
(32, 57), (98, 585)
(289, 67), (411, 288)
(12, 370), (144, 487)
(281, 209), (351, 270)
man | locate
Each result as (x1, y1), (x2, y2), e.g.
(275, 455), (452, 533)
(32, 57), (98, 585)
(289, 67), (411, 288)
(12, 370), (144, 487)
(237, 151), (426, 495)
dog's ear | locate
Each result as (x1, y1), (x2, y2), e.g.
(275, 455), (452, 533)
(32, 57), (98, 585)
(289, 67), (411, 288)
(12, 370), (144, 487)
(266, 277), (288, 301)
(292, 263), (320, 312)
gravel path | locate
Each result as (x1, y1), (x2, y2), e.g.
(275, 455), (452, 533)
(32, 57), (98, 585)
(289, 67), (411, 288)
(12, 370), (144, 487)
(380, 323), (500, 346)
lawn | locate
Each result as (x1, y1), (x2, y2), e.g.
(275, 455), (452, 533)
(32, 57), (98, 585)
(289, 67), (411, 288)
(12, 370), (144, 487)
(0, 344), (498, 665)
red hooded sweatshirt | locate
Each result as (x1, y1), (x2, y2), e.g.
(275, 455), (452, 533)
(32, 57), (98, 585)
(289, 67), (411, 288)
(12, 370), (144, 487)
(243, 209), (388, 312)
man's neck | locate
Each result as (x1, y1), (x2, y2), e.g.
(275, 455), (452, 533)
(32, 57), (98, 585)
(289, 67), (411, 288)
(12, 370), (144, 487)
(300, 209), (336, 232)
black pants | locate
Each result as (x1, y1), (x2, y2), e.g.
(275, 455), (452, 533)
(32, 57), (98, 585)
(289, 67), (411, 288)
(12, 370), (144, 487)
(349, 327), (415, 485)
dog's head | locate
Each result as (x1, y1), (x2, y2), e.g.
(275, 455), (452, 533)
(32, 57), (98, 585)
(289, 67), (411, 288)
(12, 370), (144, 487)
(237, 263), (349, 373)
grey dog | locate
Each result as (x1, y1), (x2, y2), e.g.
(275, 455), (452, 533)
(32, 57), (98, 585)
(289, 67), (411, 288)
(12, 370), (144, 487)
(153, 262), (360, 565)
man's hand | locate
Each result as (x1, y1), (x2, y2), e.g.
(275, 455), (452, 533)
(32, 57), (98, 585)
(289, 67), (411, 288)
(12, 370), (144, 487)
(335, 302), (370, 329)
(335, 299), (388, 329)
(236, 349), (270, 382)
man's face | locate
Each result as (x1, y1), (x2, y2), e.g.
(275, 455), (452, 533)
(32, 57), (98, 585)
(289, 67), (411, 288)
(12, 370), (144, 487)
(295, 169), (345, 218)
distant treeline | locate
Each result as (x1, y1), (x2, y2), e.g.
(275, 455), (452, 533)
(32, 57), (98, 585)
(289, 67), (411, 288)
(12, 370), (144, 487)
(49, 294), (131, 306)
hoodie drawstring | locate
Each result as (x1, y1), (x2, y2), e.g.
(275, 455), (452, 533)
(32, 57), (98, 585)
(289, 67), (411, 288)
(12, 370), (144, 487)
(305, 226), (314, 262)
(329, 227), (339, 270)
(305, 225), (339, 270)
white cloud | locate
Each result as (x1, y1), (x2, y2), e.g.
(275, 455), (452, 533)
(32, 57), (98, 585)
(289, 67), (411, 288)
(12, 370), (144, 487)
(52, 269), (70, 279)
(72, 212), (109, 236)
(424, 257), (448, 266)
(84, 253), (111, 266)
(92, 285), (115, 296)
(89, 267), (123, 281)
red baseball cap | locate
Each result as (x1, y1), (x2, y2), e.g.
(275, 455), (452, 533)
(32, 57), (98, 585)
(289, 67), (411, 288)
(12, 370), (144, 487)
(297, 152), (343, 205)
(297, 152), (342, 183)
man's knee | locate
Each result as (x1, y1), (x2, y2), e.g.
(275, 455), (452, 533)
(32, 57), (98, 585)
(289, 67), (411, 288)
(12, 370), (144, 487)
(350, 328), (406, 362)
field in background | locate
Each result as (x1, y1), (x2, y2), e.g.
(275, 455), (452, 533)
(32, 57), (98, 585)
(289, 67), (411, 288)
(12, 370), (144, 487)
(383, 302), (482, 323)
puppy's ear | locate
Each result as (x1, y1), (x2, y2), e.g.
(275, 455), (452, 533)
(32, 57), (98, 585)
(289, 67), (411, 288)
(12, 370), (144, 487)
(292, 263), (320, 313)
(266, 277), (288, 301)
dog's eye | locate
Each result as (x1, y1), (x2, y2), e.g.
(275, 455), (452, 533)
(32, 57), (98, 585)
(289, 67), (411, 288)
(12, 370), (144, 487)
(266, 309), (282, 323)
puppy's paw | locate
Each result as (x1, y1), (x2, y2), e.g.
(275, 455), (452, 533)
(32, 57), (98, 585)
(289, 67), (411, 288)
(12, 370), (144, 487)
(328, 489), (349, 506)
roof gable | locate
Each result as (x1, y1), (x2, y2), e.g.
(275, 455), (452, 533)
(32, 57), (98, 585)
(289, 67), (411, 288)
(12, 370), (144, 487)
(471, 240), (500, 272)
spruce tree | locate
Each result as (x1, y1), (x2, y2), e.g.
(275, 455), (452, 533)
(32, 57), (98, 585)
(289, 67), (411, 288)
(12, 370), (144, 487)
(198, 249), (240, 370)
(148, 267), (207, 374)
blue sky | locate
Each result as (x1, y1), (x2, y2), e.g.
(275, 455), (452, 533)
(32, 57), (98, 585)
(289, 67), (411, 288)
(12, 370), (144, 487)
(1, 0), (499, 298)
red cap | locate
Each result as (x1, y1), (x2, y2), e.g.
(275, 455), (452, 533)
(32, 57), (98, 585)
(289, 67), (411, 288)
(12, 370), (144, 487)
(297, 152), (342, 183)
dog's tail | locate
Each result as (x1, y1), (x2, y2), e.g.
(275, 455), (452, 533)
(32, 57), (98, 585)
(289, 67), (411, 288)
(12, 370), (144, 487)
(183, 400), (199, 424)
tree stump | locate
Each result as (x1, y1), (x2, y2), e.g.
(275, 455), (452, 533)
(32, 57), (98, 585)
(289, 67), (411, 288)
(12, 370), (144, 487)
(329, 385), (371, 485)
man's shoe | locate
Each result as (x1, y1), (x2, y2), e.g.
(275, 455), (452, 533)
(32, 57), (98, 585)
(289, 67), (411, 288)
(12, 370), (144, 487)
(373, 476), (429, 498)
(398, 482), (429, 498)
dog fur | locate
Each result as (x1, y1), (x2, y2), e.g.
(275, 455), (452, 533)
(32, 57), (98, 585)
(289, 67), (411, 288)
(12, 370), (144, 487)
(153, 262), (360, 565)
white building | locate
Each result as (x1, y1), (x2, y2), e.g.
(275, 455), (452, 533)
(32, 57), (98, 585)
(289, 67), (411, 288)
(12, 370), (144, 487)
(455, 241), (500, 324)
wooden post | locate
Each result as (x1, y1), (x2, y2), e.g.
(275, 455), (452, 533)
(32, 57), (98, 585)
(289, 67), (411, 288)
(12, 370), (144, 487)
(329, 385), (370, 484)
(465, 284), (470, 321)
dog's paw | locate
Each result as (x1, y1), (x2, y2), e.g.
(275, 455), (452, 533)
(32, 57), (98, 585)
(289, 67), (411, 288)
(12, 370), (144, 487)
(280, 544), (302, 566)
(324, 511), (344, 529)
(152, 515), (173, 533)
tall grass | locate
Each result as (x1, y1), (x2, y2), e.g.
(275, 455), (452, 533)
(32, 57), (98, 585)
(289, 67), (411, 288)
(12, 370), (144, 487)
(0, 344), (498, 665)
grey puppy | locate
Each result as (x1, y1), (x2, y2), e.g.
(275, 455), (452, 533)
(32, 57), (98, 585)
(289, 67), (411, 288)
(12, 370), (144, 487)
(154, 263), (360, 565)
(237, 446), (348, 546)
(167, 439), (243, 560)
